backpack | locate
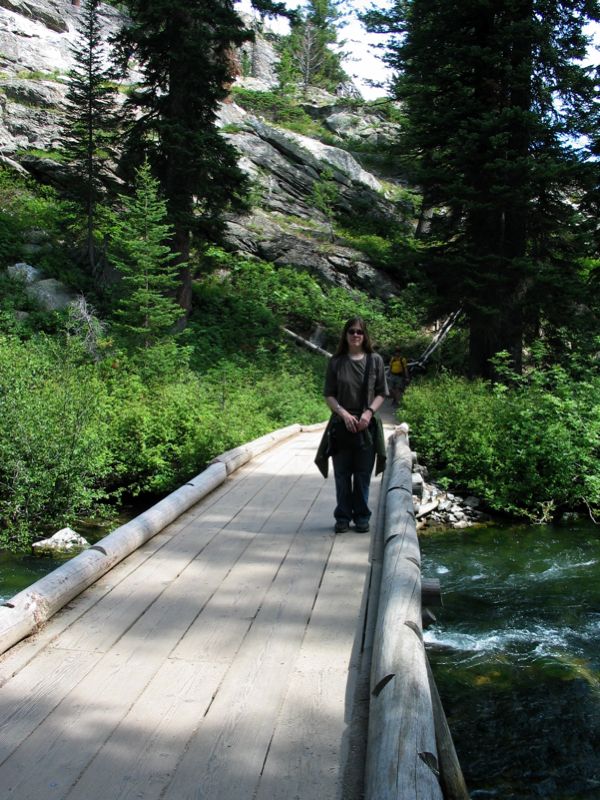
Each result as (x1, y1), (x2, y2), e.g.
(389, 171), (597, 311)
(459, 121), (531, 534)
(390, 355), (406, 375)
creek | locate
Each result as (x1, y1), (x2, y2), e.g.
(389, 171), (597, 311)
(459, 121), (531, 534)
(0, 509), (139, 604)
(423, 520), (600, 799)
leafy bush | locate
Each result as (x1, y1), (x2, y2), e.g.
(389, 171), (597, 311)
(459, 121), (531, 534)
(90, 346), (325, 501)
(194, 248), (427, 359)
(0, 318), (327, 550)
(0, 166), (76, 283)
(0, 335), (113, 549)
(401, 368), (600, 520)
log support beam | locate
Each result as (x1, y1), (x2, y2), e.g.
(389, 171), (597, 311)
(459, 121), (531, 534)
(365, 425), (468, 800)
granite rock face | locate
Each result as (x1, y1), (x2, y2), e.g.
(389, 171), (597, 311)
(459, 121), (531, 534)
(217, 104), (404, 295)
(0, 1), (408, 301)
(0, 0), (124, 153)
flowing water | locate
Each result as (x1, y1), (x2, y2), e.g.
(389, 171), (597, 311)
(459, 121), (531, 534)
(422, 520), (600, 799)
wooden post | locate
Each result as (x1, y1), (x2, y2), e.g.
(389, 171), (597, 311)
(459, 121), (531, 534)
(365, 430), (444, 800)
(426, 656), (470, 800)
(71, 0), (80, 6)
(422, 577), (443, 607)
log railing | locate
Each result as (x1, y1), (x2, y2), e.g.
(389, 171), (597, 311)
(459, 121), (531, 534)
(365, 426), (469, 800)
(0, 424), (307, 656)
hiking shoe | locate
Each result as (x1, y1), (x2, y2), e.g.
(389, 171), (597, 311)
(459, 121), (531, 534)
(354, 522), (370, 533)
(334, 520), (350, 534)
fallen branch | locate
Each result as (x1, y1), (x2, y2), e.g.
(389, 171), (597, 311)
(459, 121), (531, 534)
(416, 498), (440, 519)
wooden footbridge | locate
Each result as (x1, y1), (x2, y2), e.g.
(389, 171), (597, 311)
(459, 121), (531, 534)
(0, 406), (467, 800)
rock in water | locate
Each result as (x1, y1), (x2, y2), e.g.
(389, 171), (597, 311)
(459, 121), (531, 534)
(32, 527), (89, 553)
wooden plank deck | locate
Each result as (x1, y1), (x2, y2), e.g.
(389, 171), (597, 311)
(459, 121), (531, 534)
(0, 426), (387, 800)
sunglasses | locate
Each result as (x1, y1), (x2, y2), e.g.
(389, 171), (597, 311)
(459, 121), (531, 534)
(347, 328), (364, 335)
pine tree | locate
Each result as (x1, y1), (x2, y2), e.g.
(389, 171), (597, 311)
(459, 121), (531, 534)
(113, 0), (253, 320)
(364, 0), (599, 377)
(61, 0), (117, 282)
(279, 0), (348, 95)
(109, 161), (182, 350)
(250, 0), (293, 20)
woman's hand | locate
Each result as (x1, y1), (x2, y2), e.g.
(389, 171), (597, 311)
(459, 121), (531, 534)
(356, 409), (373, 432)
(344, 411), (360, 432)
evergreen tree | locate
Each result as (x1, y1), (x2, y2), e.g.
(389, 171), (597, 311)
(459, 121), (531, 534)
(250, 0), (294, 20)
(61, 0), (117, 282)
(364, 0), (599, 377)
(109, 161), (182, 350)
(279, 0), (348, 95)
(113, 1), (253, 319)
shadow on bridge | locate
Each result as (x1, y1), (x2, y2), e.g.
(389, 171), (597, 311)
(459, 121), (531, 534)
(0, 425), (385, 800)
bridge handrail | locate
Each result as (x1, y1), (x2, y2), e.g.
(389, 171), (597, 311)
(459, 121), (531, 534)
(365, 425), (468, 800)
(0, 423), (309, 656)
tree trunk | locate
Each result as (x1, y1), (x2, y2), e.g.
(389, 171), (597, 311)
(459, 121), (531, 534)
(173, 227), (192, 324)
(164, 9), (194, 322)
(465, 0), (533, 378)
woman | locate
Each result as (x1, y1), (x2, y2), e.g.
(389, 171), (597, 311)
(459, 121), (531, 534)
(323, 317), (388, 533)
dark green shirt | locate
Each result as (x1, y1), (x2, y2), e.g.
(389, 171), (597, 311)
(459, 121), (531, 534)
(323, 353), (388, 416)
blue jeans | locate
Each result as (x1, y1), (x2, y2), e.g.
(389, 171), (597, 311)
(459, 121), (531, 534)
(332, 442), (376, 525)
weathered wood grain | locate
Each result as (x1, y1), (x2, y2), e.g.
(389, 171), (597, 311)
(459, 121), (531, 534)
(365, 431), (444, 800)
(254, 528), (373, 800)
(0, 426), (388, 800)
(161, 485), (336, 800)
(426, 655), (470, 800)
(0, 425), (305, 656)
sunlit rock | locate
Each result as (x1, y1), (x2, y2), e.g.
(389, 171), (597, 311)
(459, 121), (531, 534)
(32, 527), (89, 553)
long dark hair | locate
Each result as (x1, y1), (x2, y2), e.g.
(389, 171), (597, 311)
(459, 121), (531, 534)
(334, 316), (374, 356)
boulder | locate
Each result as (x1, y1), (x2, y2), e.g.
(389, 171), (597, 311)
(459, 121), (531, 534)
(452, 519), (470, 530)
(17, 153), (72, 187)
(32, 526), (89, 553)
(223, 209), (399, 299)
(334, 81), (362, 100)
(26, 277), (77, 310)
(7, 261), (41, 283)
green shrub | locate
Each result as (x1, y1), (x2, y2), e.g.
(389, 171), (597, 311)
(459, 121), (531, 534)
(103, 347), (325, 499)
(0, 335), (113, 549)
(401, 369), (600, 520)
(0, 314), (327, 550)
(194, 248), (427, 358)
(16, 69), (62, 82)
(230, 88), (334, 140)
(0, 166), (76, 283)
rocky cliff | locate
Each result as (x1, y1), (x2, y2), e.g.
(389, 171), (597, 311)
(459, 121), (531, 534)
(0, 0), (408, 299)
